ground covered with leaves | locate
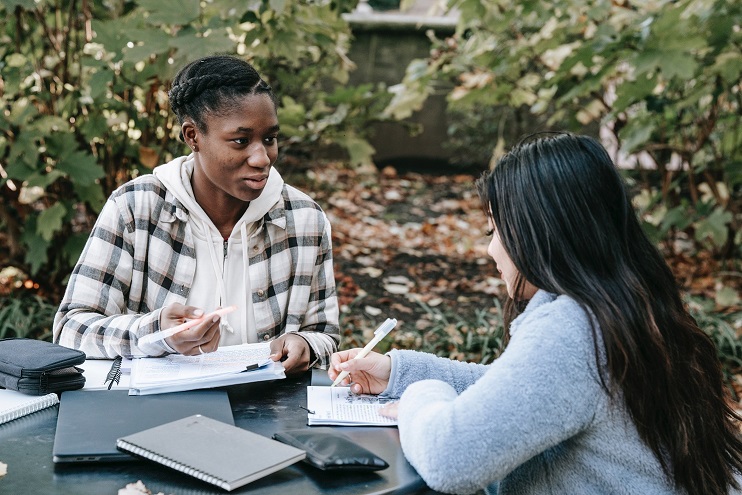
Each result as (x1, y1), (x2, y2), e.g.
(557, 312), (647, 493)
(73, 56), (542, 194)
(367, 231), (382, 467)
(286, 162), (501, 360)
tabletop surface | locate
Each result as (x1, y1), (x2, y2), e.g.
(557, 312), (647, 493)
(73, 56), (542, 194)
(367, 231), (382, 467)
(0, 370), (431, 495)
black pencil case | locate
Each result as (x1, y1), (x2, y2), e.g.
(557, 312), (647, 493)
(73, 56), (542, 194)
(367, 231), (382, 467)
(0, 338), (86, 395)
(273, 428), (389, 471)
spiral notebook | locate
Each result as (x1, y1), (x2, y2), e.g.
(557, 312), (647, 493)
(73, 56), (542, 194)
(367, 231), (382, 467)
(0, 390), (59, 425)
(116, 414), (306, 491)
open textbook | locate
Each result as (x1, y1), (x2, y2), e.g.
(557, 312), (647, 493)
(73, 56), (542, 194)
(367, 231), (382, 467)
(305, 386), (398, 426)
(129, 343), (284, 395)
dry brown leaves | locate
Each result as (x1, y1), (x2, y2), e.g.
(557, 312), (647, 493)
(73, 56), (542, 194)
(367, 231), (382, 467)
(298, 162), (738, 315)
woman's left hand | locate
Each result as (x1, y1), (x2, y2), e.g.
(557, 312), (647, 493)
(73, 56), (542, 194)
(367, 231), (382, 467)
(379, 402), (399, 419)
(269, 333), (312, 376)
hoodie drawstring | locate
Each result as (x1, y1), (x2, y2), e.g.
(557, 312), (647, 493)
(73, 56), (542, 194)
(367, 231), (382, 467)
(200, 216), (235, 335)
(240, 222), (251, 343)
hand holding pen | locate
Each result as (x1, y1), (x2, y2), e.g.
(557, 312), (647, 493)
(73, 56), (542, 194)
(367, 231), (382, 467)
(140, 303), (236, 356)
(329, 318), (397, 394)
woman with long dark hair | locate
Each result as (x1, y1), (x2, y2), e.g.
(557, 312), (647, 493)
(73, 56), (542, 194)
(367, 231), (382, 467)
(330, 133), (742, 494)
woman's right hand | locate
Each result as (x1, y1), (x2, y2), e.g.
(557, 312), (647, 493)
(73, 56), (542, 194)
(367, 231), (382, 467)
(159, 303), (221, 356)
(329, 349), (392, 395)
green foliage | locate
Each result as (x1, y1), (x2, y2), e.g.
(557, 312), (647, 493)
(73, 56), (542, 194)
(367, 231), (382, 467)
(408, 298), (505, 364)
(338, 290), (505, 365)
(0, 294), (57, 340)
(0, 0), (388, 294)
(686, 295), (742, 398)
(385, 0), (742, 258)
(350, 298), (504, 365)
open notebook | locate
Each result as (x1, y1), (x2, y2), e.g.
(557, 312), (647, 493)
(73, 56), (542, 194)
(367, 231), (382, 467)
(305, 386), (398, 426)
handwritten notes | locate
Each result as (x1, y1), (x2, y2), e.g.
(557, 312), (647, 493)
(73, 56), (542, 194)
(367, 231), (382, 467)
(306, 386), (397, 426)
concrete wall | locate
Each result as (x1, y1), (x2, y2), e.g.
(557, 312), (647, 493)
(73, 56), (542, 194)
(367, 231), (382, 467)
(345, 11), (457, 166)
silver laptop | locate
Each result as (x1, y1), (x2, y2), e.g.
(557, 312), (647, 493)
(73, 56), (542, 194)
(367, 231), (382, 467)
(53, 389), (234, 463)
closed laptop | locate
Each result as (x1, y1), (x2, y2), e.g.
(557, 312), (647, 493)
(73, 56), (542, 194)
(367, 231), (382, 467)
(53, 389), (233, 463)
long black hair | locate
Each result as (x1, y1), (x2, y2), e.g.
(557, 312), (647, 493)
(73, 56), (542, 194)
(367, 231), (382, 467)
(168, 54), (277, 140)
(476, 132), (742, 495)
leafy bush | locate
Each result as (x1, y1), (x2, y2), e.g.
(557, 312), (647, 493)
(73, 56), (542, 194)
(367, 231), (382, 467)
(0, 0), (388, 295)
(687, 295), (742, 398)
(0, 294), (57, 341)
(384, 0), (742, 261)
(409, 298), (505, 364)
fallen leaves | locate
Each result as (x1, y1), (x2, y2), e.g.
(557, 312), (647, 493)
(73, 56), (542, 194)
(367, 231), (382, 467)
(383, 275), (414, 295)
(288, 161), (504, 346)
(118, 480), (168, 495)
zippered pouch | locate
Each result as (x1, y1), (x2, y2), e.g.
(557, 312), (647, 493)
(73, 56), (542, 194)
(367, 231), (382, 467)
(273, 428), (389, 471)
(0, 338), (86, 395)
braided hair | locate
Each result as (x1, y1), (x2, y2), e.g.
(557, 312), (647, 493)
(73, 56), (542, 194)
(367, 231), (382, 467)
(168, 55), (277, 140)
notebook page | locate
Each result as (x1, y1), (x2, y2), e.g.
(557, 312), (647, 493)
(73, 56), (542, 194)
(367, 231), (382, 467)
(306, 386), (397, 426)
(131, 343), (273, 386)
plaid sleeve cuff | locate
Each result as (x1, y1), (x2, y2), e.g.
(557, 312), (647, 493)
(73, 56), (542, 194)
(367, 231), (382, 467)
(293, 331), (338, 369)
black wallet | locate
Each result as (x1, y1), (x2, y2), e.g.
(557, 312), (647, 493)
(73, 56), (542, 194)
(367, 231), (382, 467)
(273, 428), (389, 471)
(0, 338), (86, 395)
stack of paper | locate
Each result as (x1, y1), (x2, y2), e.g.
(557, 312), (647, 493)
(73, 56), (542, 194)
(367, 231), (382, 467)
(305, 386), (398, 426)
(129, 343), (285, 395)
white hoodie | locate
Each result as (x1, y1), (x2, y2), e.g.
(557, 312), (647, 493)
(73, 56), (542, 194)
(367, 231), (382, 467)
(153, 155), (284, 346)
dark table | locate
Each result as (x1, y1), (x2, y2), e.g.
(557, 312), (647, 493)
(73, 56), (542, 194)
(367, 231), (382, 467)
(0, 370), (436, 495)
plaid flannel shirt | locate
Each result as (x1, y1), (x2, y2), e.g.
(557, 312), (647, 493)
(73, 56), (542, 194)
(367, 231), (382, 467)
(53, 174), (339, 366)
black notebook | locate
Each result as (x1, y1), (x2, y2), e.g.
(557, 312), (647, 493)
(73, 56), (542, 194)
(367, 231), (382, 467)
(116, 414), (306, 491)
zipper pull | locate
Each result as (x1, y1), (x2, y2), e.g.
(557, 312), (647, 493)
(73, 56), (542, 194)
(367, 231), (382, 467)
(41, 371), (49, 394)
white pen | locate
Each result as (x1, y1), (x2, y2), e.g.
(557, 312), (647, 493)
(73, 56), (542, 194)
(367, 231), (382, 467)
(331, 317), (397, 387)
(138, 306), (237, 346)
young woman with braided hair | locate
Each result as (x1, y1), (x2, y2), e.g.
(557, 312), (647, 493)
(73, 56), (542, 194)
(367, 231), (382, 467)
(55, 55), (339, 374)
(330, 133), (742, 494)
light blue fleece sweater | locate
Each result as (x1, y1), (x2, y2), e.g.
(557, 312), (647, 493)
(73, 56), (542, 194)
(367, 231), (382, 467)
(383, 290), (688, 495)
